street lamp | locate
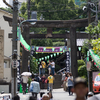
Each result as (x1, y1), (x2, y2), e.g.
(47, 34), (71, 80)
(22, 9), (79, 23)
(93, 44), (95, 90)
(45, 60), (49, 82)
(18, 19), (37, 40)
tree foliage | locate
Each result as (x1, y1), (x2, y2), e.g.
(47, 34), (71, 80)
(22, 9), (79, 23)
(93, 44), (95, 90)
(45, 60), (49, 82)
(20, 0), (79, 20)
(85, 21), (100, 35)
(82, 40), (89, 57)
(30, 56), (38, 73)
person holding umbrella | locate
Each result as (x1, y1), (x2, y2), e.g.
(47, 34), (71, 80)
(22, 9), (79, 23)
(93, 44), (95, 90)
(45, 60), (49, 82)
(21, 72), (31, 94)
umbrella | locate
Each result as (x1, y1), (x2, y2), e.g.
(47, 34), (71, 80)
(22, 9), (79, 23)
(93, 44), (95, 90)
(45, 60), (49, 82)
(21, 72), (32, 76)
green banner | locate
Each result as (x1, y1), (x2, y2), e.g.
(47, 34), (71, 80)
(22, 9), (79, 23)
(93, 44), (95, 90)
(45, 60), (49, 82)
(17, 27), (31, 51)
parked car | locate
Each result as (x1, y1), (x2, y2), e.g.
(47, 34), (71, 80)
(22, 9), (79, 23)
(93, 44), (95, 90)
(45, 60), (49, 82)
(93, 75), (100, 93)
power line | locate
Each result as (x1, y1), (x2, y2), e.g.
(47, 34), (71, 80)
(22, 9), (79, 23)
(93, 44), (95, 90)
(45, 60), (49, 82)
(20, 7), (83, 13)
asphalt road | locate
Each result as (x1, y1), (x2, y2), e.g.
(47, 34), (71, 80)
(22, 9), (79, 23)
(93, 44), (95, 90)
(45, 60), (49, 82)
(18, 88), (75, 100)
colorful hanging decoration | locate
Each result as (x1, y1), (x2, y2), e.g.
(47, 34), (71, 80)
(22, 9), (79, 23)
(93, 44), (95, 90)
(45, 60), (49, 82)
(51, 54), (53, 58)
(17, 27), (31, 51)
(89, 49), (100, 68)
(57, 53), (59, 55)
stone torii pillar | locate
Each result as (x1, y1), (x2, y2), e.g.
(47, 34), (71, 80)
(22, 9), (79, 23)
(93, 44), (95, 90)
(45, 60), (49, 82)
(70, 27), (78, 78)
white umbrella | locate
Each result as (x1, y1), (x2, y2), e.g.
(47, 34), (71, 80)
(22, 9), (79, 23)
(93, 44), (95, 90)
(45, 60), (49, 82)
(21, 72), (32, 76)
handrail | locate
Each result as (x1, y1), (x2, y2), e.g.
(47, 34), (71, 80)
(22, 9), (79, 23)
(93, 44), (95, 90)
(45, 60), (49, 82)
(57, 67), (66, 73)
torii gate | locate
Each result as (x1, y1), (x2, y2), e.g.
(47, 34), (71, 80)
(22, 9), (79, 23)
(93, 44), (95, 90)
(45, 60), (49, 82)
(3, 16), (95, 78)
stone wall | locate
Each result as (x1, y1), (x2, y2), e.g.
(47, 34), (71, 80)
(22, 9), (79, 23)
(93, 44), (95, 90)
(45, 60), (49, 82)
(0, 28), (4, 79)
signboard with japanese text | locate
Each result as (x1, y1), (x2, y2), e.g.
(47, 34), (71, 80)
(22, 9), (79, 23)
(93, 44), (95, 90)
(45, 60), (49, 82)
(66, 51), (70, 72)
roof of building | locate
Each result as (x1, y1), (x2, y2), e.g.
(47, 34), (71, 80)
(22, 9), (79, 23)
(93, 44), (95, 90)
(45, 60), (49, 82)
(0, 8), (12, 16)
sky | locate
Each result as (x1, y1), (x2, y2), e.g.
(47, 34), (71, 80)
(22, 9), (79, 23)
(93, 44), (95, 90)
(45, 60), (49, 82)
(0, 0), (9, 8)
(0, 0), (27, 8)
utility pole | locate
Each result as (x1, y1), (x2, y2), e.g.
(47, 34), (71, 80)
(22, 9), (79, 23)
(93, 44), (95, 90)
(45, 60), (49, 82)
(11, 0), (18, 97)
(88, 0), (93, 92)
(28, 0), (31, 19)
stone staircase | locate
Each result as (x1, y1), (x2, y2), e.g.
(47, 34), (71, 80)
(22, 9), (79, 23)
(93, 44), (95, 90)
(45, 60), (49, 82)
(53, 74), (62, 89)
(41, 74), (62, 89)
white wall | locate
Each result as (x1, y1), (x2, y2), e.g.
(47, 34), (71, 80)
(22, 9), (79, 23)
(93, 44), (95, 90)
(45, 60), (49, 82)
(0, 12), (12, 57)
(4, 68), (11, 82)
(0, 10), (20, 82)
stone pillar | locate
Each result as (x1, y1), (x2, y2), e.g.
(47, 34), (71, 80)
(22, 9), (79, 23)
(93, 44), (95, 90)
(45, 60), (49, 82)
(70, 27), (78, 78)
(0, 28), (4, 79)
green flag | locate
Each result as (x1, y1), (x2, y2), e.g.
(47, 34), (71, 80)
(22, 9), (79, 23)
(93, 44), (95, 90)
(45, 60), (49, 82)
(57, 53), (59, 55)
(52, 48), (55, 52)
(54, 53), (56, 57)
(36, 47), (39, 50)
(60, 48), (62, 51)
(78, 47), (81, 51)
(47, 56), (50, 59)
(43, 47), (46, 51)
(51, 54), (53, 58)
(42, 57), (44, 60)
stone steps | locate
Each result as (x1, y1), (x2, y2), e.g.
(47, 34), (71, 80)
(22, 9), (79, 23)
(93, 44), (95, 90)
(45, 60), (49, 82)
(40, 74), (62, 89)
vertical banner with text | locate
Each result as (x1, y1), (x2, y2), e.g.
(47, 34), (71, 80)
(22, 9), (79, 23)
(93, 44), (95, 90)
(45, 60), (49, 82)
(66, 51), (70, 72)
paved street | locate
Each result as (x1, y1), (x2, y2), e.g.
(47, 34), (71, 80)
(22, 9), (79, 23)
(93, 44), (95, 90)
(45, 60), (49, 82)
(18, 88), (75, 100)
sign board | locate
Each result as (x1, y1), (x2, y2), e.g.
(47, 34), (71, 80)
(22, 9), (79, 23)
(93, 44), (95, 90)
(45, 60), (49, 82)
(87, 61), (91, 71)
(31, 46), (67, 53)
(17, 60), (20, 83)
(66, 51), (70, 72)
(12, 60), (18, 69)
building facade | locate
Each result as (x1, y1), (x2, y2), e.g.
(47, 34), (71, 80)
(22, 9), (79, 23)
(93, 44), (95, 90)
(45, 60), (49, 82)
(0, 9), (20, 82)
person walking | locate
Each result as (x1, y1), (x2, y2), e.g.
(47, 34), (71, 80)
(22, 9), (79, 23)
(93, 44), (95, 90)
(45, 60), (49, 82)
(39, 64), (43, 76)
(67, 72), (73, 96)
(47, 60), (52, 75)
(41, 75), (46, 89)
(30, 78), (40, 99)
(51, 60), (55, 75)
(21, 75), (28, 94)
(48, 73), (54, 91)
(41, 61), (46, 74)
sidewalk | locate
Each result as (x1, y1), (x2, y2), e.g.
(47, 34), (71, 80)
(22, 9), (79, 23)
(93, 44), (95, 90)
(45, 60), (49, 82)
(18, 88), (75, 100)
(41, 88), (75, 100)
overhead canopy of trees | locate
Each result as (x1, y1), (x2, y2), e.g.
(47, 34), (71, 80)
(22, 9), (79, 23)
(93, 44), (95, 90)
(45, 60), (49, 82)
(20, 0), (80, 20)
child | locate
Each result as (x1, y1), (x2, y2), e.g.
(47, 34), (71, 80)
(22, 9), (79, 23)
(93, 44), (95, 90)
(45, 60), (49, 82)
(73, 77), (88, 100)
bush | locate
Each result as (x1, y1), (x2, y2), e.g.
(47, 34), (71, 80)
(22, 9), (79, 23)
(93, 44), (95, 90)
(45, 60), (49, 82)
(77, 60), (85, 68)
(78, 65), (87, 78)
(77, 60), (87, 79)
